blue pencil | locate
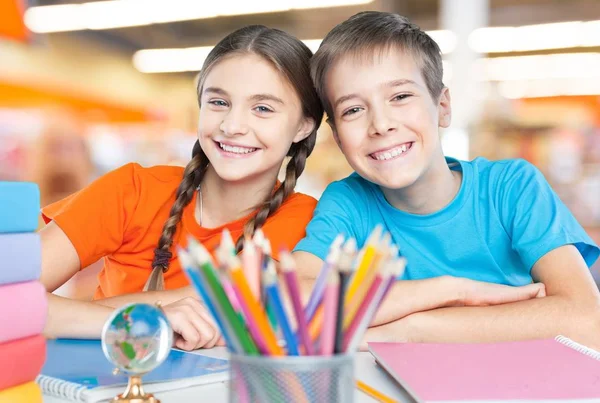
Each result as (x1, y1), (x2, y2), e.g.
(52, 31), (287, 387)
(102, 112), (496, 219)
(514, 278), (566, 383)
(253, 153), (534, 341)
(262, 262), (299, 356)
(177, 247), (241, 353)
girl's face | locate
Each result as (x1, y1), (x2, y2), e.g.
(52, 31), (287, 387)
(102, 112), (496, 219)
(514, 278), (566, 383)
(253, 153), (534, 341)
(198, 53), (314, 185)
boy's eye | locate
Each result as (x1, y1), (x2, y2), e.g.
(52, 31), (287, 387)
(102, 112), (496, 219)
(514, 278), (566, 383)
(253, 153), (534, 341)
(392, 94), (411, 101)
(254, 105), (274, 113)
(342, 107), (363, 117)
(208, 99), (228, 107)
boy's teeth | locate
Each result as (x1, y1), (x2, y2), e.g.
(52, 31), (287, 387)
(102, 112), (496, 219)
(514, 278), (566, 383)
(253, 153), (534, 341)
(372, 143), (411, 161)
(219, 142), (256, 154)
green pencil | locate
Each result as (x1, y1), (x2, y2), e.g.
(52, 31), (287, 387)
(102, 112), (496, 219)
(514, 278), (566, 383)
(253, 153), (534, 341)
(188, 237), (259, 355)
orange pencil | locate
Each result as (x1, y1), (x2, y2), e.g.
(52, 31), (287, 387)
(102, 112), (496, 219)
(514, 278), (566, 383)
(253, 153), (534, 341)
(227, 254), (283, 356)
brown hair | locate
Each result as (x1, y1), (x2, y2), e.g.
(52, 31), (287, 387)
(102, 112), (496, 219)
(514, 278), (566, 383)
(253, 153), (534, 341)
(145, 25), (323, 291)
(311, 11), (444, 122)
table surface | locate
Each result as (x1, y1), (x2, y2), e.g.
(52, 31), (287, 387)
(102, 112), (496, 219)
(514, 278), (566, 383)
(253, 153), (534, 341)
(42, 347), (415, 402)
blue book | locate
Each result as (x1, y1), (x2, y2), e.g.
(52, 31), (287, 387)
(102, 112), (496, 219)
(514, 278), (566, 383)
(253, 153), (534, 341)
(0, 182), (40, 233)
(0, 233), (41, 285)
(38, 339), (229, 402)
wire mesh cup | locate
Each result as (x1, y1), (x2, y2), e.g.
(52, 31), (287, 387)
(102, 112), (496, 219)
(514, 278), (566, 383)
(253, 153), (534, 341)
(229, 353), (355, 403)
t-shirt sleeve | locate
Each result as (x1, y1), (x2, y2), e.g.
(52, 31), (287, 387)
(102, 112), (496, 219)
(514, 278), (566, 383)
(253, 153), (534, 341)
(293, 180), (362, 261)
(41, 163), (142, 269)
(497, 159), (599, 270)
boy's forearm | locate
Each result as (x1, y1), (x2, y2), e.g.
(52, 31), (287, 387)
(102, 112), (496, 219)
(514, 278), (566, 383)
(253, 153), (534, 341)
(94, 286), (194, 308)
(370, 276), (463, 326)
(45, 293), (114, 339)
(366, 296), (600, 350)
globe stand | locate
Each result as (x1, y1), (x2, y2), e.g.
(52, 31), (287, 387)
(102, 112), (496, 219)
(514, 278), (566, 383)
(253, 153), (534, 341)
(112, 374), (159, 403)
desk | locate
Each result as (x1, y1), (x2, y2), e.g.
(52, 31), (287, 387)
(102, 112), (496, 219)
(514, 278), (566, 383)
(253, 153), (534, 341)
(43, 348), (414, 402)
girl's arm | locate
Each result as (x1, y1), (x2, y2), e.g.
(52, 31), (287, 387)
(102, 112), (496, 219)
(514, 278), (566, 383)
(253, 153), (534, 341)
(293, 250), (545, 325)
(40, 222), (190, 306)
(40, 222), (219, 350)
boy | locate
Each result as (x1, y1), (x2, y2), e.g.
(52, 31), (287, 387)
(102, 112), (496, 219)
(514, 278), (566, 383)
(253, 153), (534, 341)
(294, 11), (600, 348)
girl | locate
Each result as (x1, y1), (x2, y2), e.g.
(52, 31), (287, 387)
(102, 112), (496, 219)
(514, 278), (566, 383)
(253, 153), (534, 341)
(40, 25), (323, 351)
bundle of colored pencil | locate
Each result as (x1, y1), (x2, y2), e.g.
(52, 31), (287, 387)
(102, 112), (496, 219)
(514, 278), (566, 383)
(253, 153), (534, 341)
(177, 225), (405, 356)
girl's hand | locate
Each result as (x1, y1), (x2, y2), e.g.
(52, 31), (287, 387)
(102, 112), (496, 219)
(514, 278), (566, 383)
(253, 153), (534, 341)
(456, 279), (546, 307)
(162, 297), (222, 351)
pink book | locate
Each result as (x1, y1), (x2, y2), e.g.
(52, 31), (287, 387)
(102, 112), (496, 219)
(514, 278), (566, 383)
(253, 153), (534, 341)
(369, 336), (600, 402)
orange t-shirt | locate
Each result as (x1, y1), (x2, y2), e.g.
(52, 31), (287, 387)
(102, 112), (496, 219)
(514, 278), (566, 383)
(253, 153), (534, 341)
(42, 163), (317, 300)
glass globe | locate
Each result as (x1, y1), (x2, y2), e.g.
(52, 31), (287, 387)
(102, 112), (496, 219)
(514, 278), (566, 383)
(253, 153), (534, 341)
(101, 303), (173, 375)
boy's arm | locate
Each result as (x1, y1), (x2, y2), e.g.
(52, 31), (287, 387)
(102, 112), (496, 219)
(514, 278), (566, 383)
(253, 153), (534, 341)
(365, 245), (600, 349)
(294, 251), (545, 323)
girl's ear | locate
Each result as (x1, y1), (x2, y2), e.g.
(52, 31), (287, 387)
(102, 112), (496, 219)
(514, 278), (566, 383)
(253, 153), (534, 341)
(292, 117), (316, 143)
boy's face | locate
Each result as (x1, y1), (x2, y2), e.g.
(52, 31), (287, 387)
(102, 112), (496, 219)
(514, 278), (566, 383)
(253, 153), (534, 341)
(325, 47), (451, 190)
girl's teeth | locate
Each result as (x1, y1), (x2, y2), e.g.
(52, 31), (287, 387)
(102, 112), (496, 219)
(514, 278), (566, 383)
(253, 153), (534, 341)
(219, 143), (256, 154)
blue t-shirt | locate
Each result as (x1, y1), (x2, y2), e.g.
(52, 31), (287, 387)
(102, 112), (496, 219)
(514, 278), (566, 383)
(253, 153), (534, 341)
(294, 157), (599, 286)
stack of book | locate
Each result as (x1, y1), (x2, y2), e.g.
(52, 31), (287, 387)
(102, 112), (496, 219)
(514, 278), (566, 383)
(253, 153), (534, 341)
(0, 182), (46, 403)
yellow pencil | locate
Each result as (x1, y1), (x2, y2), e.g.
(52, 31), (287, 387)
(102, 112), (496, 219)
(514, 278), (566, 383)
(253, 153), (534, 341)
(355, 380), (398, 403)
(344, 226), (382, 307)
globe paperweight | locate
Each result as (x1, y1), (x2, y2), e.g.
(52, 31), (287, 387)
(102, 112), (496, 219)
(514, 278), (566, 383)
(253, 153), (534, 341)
(101, 302), (173, 403)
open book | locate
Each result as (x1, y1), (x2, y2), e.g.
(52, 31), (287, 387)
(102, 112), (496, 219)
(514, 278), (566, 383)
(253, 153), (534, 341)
(38, 339), (229, 402)
(369, 336), (600, 402)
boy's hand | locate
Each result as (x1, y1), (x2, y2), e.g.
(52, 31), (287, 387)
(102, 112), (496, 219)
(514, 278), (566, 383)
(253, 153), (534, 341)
(162, 297), (221, 351)
(456, 279), (546, 307)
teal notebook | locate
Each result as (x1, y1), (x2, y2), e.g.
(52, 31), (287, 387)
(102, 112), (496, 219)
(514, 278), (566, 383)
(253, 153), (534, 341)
(38, 339), (229, 402)
(0, 182), (40, 233)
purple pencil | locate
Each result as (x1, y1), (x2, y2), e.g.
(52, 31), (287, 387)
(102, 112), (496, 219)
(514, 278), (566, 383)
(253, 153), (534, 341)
(280, 249), (315, 355)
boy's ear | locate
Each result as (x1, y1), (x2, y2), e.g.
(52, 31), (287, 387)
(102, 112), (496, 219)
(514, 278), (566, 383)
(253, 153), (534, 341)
(327, 118), (342, 149)
(292, 117), (316, 143)
(438, 87), (452, 128)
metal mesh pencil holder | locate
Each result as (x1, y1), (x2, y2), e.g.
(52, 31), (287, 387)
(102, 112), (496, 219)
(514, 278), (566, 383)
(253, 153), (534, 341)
(229, 353), (355, 403)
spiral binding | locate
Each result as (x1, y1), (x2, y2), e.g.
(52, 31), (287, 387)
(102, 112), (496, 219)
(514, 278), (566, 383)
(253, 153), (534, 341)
(36, 375), (86, 401)
(555, 335), (600, 361)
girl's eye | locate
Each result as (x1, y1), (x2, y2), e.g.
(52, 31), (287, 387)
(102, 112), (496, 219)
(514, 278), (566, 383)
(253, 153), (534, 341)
(392, 94), (411, 101)
(342, 107), (363, 117)
(254, 105), (274, 113)
(209, 100), (228, 107)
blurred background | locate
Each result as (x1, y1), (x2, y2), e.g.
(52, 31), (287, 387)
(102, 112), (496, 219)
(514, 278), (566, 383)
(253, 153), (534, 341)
(1, 0), (599, 296)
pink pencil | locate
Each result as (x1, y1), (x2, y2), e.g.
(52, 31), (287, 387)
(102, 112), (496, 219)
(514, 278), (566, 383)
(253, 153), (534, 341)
(242, 237), (260, 300)
(342, 274), (383, 351)
(214, 244), (243, 314)
(280, 249), (314, 355)
(320, 271), (339, 356)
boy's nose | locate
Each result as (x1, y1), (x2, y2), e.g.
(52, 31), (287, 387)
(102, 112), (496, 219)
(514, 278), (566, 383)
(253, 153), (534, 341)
(368, 110), (396, 137)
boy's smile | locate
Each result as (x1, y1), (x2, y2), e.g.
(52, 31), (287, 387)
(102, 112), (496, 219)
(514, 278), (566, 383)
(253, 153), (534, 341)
(325, 46), (456, 211)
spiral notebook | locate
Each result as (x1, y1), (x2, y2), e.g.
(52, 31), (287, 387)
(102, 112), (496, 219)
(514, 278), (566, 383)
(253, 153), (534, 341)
(38, 339), (229, 402)
(369, 336), (600, 402)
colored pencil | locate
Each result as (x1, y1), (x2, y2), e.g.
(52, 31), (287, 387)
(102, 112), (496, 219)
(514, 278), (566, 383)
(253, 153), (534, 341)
(280, 249), (314, 355)
(355, 380), (398, 403)
(308, 237), (357, 342)
(320, 270), (339, 356)
(304, 234), (344, 324)
(187, 238), (259, 355)
(344, 237), (390, 329)
(242, 237), (261, 300)
(345, 259), (405, 353)
(227, 253), (284, 356)
(177, 247), (241, 353)
(342, 272), (384, 351)
(344, 226), (382, 307)
(263, 261), (299, 356)
(333, 264), (353, 354)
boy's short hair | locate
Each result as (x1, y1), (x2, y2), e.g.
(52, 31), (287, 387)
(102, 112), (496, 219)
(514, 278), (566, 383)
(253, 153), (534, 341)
(311, 11), (445, 121)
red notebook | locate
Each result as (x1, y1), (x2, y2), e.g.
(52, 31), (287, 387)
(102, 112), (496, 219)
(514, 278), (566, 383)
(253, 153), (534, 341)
(369, 336), (600, 402)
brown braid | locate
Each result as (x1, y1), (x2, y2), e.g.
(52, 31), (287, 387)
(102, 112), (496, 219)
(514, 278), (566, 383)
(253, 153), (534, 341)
(151, 140), (207, 275)
(234, 139), (312, 252)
